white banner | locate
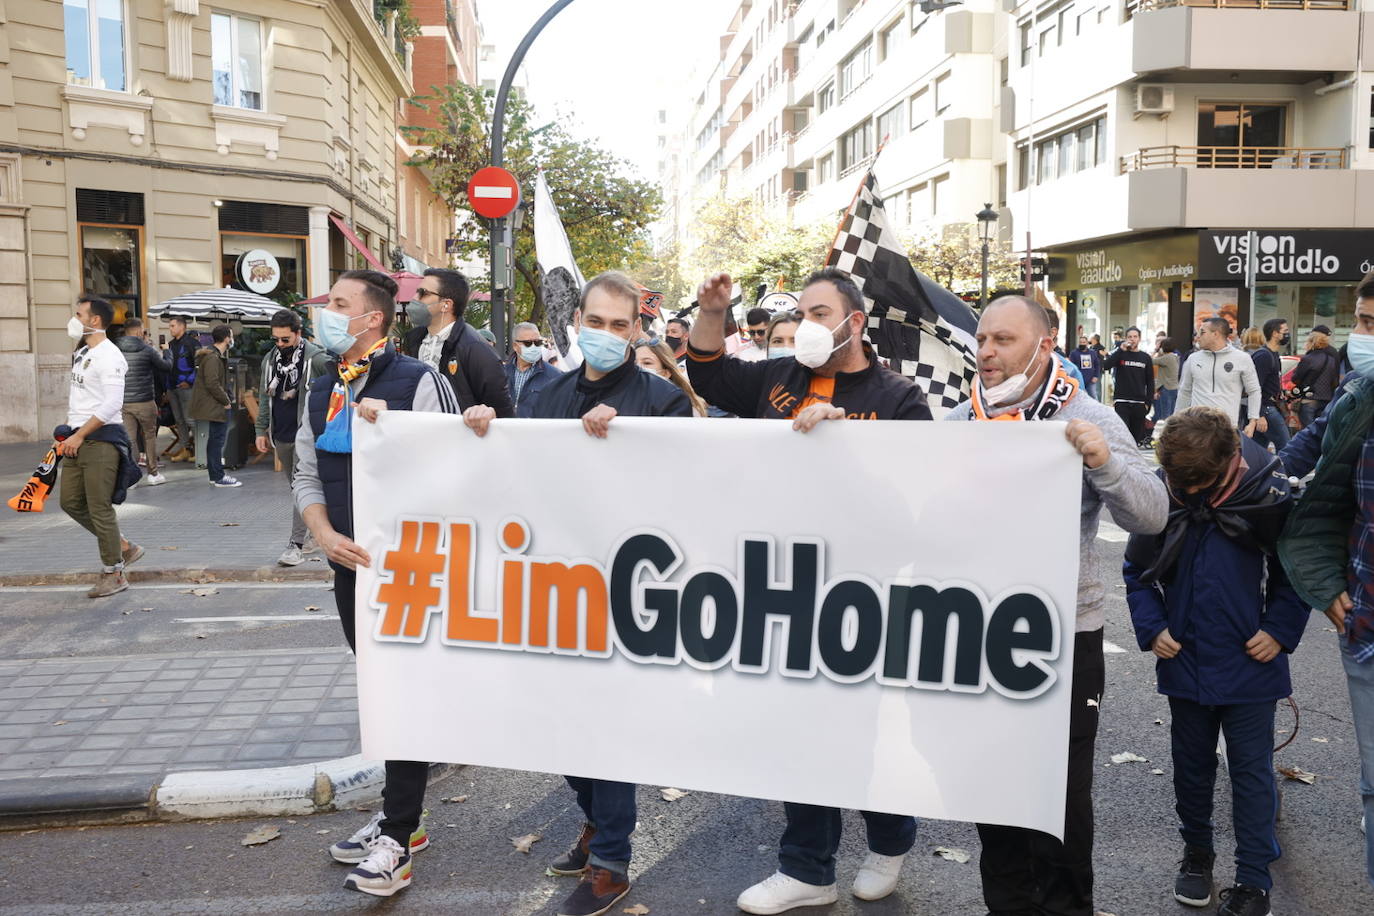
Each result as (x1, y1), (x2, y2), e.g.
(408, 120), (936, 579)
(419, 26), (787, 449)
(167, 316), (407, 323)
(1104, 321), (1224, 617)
(353, 414), (1082, 838)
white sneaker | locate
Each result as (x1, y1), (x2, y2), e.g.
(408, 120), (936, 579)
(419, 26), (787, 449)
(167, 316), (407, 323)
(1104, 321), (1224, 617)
(329, 810), (430, 864)
(302, 533), (320, 554)
(737, 871), (838, 915)
(144, 472), (167, 486)
(277, 544), (304, 567)
(852, 851), (906, 901)
(343, 835), (411, 897)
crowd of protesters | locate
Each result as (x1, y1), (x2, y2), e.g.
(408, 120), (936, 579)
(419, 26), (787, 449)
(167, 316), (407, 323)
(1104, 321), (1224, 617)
(51, 263), (1374, 916)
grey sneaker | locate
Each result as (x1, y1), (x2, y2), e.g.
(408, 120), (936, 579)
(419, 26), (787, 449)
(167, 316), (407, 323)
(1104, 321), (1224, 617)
(87, 571), (129, 598)
(211, 476), (242, 488)
(277, 544), (304, 567)
(121, 542), (145, 568)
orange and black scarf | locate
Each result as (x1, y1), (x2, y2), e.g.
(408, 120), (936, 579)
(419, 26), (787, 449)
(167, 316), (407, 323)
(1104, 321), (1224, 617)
(970, 356), (1080, 422)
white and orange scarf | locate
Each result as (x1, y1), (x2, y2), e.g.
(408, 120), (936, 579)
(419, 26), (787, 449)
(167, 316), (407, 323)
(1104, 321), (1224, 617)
(970, 356), (1080, 422)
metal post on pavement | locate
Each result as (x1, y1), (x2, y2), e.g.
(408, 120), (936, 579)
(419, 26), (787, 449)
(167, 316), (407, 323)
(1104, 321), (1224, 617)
(489, 0), (578, 354)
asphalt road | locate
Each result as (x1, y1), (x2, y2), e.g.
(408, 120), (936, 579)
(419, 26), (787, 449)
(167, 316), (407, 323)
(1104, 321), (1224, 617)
(0, 538), (1370, 915)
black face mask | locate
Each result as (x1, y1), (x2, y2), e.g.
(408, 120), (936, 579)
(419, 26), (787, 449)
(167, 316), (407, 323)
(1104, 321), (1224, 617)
(1280, 334), (1291, 347)
(665, 335), (684, 350)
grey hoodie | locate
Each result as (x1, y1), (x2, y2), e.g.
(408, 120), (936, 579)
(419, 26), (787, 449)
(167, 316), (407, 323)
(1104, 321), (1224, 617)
(945, 391), (1168, 632)
(1177, 345), (1261, 425)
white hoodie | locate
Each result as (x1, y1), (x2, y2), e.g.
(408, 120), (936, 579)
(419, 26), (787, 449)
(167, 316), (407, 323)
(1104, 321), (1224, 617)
(1177, 344), (1262, 425)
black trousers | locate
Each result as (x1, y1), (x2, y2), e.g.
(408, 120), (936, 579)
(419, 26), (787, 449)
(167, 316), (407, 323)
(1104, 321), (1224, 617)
(1113, 401), (1148, 444)
(977, 628), (1105, 916)
(334, 562), (429, 848)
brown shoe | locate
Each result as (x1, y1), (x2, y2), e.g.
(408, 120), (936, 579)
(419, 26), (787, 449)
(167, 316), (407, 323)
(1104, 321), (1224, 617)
(87, 571), (129, 598)
(549, 823), (595, 876)
(556, 866), (629, 916)
(121, 542), (144, 568)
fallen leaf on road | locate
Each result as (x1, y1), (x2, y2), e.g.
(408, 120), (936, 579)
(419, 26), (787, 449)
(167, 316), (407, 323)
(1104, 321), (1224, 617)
(1110, 752), (1149, 764)
(933, 846), (971, 864)
(305, 605), (320, 612)
(1153, 719), (1164, 726)
(219, 523), (240, 527)
(315, 829), (330, 835)
(444, 795), (469, 803)
(1151, 768), (1165, 776)
(1278, 766), (1316, 785)
(141, 607), (153, 612)
(510, 833), (541, 854)
(121, 610), (131, 615)
(52, 721), (67, 727)
(187, 587), (218, 597)
(1312, 737), (1329, 743)
(194, 634), (207, 639)
(659, 787), (689, 802)
(240, 826), (280, 846)
(624, 905), (651, 915)
(160, 546), (178, 551)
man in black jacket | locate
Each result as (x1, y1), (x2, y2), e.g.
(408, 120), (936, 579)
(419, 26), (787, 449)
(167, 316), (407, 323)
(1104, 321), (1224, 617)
(687, 267), (931, 426)
(691, 268), (927, 914)
(115, 317), (172, 485)
(1103, 326), (1155, 446)
(403, 268), (514, 416)
(1251, 318), (1290, 451)
(165, 315), (199, 461)
(463, 270), (689, 916)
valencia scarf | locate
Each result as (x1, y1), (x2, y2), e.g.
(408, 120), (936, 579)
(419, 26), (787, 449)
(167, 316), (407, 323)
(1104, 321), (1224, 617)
(970, 354), (1080, 422)
(316, 338), (387, 454)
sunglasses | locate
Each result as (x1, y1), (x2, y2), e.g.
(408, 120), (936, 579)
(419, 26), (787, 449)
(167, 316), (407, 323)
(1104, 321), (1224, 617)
(272, 335), (295, 343)
(516, 338), (544, 347)
(748, 329), (767, 338)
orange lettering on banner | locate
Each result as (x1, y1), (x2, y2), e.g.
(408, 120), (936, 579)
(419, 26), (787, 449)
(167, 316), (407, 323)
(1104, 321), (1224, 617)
(528, 562), (608, 652)
(377, 520), (446, 638)
(445, 522), (497, 643)
(502, 558), (524, 645)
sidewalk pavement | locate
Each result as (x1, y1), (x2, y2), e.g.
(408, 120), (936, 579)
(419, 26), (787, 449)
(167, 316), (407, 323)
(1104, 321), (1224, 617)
(0, 436), (330, 584)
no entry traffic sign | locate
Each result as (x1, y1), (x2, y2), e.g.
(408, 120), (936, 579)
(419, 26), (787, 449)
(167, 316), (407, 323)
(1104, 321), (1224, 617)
(467, 167), (521, 219)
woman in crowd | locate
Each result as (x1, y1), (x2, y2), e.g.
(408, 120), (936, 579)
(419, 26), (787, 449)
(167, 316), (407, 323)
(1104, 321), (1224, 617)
(1153, 337), (1181, 427)
(765, 311), (800, 358)
(634, 338), (708, 417)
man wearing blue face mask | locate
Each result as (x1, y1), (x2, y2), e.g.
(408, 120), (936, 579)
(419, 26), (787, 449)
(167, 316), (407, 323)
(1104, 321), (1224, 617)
(293, 270), (460, 899)
(1278, 275), (1374, 894)
(462, 270), (690, 916)
(506, 321), (558, 416)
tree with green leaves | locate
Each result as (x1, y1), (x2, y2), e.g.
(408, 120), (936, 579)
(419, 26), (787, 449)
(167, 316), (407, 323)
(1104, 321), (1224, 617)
(403, 83), (661, 328)
(905, 226), (1022, 298)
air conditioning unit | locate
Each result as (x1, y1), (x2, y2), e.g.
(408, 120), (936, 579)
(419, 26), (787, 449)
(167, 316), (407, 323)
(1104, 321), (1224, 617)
(1134, 84), (1175, 118)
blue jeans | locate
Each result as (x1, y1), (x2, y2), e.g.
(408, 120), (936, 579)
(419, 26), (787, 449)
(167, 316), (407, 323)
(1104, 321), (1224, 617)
(203, 418), (227, 482)
(1154, 387), (1178, 423)
(1341, 636), (1374, 888)
(564, 777), (636, 876)
(1169, 697), (1281, 891)
(779, 804), (917, 886)
(1253, 405), (1291, 450)
(1085, 379), (1100, 401)
(1298, 399), (1329, 429)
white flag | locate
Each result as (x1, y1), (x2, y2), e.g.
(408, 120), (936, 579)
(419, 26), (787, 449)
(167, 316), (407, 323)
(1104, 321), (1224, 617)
(535, 171), (585, 368)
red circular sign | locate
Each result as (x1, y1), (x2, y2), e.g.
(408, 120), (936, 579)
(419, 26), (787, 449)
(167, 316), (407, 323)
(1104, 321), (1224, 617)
(467, 167), (521, 219)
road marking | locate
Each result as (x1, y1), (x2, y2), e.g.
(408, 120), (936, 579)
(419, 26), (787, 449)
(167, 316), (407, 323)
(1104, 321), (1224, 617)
(1103, 640), (1127, 654)
(0, 887), (528, 916)
(174, 615), (331, 623)
(0, 581), (330, 594)
(471, 185), (513, 198)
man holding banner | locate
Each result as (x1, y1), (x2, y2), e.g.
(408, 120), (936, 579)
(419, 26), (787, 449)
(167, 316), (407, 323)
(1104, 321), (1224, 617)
(946, 295), (1168, 916)
(464, 269), (691, 916)
(292, 270), (460, 897)
(688, 267), (928, 913)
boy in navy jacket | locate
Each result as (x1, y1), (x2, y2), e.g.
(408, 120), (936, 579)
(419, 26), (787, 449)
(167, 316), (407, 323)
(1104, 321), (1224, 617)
(1124, 406), (1307, 916)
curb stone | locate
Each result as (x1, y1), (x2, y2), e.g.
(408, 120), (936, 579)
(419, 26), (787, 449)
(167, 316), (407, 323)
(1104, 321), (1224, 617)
(0, 565), (333, 587)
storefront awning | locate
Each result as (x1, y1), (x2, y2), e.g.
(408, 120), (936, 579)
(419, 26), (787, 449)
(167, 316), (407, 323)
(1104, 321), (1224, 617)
(328, 213), (386, 272)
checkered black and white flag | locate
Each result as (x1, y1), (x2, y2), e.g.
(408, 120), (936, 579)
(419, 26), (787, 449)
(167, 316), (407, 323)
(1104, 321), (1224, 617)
(826, 171), (979, 415)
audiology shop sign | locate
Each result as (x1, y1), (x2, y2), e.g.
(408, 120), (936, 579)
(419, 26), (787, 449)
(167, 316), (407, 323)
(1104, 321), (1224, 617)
(352, 414), (1082, 837)
(1199, 230), (1374, 282)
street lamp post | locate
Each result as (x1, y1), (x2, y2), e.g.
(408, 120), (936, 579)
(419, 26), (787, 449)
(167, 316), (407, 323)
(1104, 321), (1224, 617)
(976, 203), (998, 310)
(489, 0), (578, 353)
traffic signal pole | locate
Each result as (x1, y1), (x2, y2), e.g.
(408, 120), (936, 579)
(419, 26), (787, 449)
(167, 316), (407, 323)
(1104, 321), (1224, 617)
(488, 0), (578, 353)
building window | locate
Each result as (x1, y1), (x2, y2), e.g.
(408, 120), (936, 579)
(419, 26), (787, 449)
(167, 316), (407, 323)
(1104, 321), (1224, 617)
(931, 174), (949, 217)
(1019, 22), (1032, 67)
(218, 201), (309, 296)
(879, 17), (904, 61)
(818, 153), (834, 184)
(910, 86), (929, 131)
(838, 39), (872, 98)
(934, 72), (951, 115)
(1197, 102), (1287, 164)
(876, 103), (904, 143)
(840, 120), (872, 172)
(997, 163), (1008, 207)
(76, 188), (143, 323)
(910, 182), (931, 221)
(64, 0), (128, 91)
(1095, 117), (1108, 166)
(1057, 6), (1072, 44)
(212, 12), (264, 109)
(1058, 129), (1076, 177)
(817, 80), (836, 115)
(1016, 144), (1029, 190)
(1036, 138), (1056, 185)
(999, 56), (1009, 86)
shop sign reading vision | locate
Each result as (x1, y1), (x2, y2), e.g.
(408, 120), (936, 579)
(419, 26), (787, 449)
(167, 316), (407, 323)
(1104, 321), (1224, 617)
(1199, 230), (1374, 282)
(352, 413), (1083, 838)
(1051, 234), (1198, 289)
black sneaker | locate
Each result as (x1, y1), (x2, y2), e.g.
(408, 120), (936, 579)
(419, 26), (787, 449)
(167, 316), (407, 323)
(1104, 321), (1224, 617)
(1218, 884), (1272, 916)
(1174, 844), (1215, 907)
(556, 866), (630, 916)
(549, 822), (595, 876)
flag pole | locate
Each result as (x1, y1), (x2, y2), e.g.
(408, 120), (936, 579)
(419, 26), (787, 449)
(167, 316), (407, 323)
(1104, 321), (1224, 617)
(826, 134), (892, 262)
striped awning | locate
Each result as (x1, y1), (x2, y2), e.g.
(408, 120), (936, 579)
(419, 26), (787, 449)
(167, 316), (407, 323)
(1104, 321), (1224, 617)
(147, 288), (284, 325)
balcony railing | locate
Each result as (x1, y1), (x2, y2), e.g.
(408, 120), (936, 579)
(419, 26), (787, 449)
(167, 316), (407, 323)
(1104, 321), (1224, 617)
(1133, 0), (1349, 11)
(1119, 145), (1348, 172)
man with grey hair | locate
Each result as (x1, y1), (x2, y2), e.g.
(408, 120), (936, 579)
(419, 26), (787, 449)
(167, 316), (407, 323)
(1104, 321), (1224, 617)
(505, 321), (558, 416)
(946, 294), (1168, 916)
(1177, 316), (1263, 435)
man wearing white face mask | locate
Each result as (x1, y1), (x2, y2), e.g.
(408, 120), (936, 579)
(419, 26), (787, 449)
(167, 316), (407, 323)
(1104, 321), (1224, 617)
(946, 295), (1168, 916)
(687, 268), (931, 431)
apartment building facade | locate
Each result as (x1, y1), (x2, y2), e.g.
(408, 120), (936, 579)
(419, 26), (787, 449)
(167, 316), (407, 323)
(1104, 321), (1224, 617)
(662, 0), (1004, 259)
(0, 0), (418, 442)
(1005, 0), (1374, 352)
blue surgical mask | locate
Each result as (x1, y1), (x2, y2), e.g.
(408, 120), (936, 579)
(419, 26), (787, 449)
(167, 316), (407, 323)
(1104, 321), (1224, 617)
(1348, 333), (1374, 380)
(518, 344), (544, 363)
(317, 309), (371, 357)
(578, 327), (629, 372)
(768, 347), (795, 360)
